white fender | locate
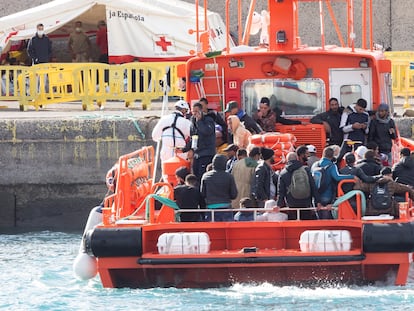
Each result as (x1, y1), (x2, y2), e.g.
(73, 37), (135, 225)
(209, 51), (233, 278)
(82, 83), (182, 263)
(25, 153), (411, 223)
(73, 205), (102, 280)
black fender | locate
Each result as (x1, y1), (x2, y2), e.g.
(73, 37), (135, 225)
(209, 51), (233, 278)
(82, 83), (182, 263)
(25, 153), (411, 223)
(363, 222), (414, 252)
(84, 227), (142, 257)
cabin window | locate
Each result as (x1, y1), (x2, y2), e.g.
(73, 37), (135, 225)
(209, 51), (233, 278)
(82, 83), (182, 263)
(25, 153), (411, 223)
(242, 79), (325, 117)
(340, 84), (362, 108)
(380, 73), (394, 112)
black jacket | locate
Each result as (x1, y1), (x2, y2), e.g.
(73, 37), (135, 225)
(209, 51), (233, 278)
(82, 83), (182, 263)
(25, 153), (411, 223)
(188, 114), (216, 158)
(368, 116), (396, 153)
(392, 156), (414, 187)
(339, 165), (378, 193)
(174, 185), (203, 222)
(355, 158), (381, 177)
(27, 35), (52, 64)
(200, 154), (238, 206)
(310, 108), (344, 145)
(251, 161), (277, 202)
(276, 160), (320, 207)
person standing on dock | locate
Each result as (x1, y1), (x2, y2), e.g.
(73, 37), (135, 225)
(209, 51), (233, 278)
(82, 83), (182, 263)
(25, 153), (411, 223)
(27, 23), (52, 65)
(68, 21), (91, 62)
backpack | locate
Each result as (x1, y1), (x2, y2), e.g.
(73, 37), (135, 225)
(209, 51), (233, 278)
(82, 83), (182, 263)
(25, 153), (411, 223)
(312, 162), (333, 194)
(288, 166), (311, 199)
(369, 183), (392, 210)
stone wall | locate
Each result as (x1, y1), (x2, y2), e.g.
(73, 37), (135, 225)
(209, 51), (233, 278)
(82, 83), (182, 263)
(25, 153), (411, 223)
(0, 116), (159, 231)
(0, 0), (413, 51)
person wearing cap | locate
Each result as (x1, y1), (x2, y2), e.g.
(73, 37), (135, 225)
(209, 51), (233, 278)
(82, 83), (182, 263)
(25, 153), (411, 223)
(306, 144), (320, 168)
(225, 101), (262, 135)
(251, 147), (278, 208)
(223, 144), (239, 173)
(231, 147), (261, 209)
(256, 199), (288, 221)
(338, 98), (370, 162)
(151, 99), (192, 162)
(392, 147), (414, 188)
(354, 166), (414, 218)
(227, 115), (251, 149)
(277, 152), (322, 220)
(310, 97), (344, 146)
(354, 145), (368, 163)
(368, 103), (397, 164)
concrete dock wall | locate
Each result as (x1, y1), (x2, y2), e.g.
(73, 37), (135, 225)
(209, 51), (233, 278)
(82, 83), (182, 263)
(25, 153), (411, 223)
(0, 116), (159, 231)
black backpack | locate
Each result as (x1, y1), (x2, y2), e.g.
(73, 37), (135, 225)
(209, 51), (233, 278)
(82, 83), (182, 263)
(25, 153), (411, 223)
(369, 183), (392, 210)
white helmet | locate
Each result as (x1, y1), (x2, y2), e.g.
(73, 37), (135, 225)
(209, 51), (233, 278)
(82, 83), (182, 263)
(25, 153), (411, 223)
(175, 100), (189, 110)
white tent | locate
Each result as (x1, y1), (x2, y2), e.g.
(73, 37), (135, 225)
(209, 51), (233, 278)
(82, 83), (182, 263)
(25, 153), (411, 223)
(0, 0), (229, 62)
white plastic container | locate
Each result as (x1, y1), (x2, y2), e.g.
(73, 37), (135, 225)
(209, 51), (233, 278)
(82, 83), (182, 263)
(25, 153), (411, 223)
(299, 230), (352, 252)
(157, 232), (210, 254)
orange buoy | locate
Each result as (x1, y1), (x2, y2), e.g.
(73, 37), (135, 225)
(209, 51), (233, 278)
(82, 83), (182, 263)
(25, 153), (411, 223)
(162, 155), (191, 186)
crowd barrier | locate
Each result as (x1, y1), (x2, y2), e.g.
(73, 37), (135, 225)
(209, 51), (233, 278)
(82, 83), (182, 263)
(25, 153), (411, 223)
(0, 62), (186, 111)
(384, 51), (414, 108)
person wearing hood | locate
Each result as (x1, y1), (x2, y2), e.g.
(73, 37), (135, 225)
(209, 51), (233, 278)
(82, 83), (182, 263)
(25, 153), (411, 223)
(227, 115), (252, 149)
(392, 147), (414, 187)
(277, 152), (322, 220)
(368, 103), (397, 163)
(27, 23), (52, 65)
(200, 154), (238, 221)
(354, 166), (414, 218)
(251, 147), (278, 208)
(231, 147), (261, 209)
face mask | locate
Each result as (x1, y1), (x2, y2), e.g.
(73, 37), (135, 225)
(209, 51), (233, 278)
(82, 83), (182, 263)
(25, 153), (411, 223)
(37, 30), (44, 37)
(75, 27), (81, 32)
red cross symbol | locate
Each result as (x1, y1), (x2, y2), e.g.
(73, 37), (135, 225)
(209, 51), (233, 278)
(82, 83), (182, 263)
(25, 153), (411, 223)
(155, 36), (172, 51)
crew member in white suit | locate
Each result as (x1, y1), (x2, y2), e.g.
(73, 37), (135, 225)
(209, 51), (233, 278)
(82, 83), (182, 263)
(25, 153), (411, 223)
(152, 100), (192, 162)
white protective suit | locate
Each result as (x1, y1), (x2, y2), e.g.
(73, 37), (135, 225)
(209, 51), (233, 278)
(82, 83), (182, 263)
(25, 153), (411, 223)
(152, 110), (192, 162)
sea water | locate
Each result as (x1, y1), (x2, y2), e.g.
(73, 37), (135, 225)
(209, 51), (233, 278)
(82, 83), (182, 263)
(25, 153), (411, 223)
(1, 231), (414, 311)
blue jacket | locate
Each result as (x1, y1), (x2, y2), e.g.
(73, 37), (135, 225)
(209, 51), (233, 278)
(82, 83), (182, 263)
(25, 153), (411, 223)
(312, 158), (354, 204)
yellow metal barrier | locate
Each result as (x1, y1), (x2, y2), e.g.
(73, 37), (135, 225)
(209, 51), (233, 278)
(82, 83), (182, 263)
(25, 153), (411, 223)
(385, 51), (414, 109)
(0, 65), (31, 104)
(9, 61), (186, 111)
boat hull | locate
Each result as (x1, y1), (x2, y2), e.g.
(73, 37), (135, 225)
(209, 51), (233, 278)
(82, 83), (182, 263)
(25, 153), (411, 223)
(86, 221), (414, 288)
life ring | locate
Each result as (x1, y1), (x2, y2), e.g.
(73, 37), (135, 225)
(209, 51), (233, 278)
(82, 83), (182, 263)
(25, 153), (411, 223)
(288, 59), (307, 80)
(261, 61), (276, 76)
(249, 132), (296, 145)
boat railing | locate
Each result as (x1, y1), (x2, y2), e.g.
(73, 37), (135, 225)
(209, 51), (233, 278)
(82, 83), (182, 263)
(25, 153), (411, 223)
(176, 206), (319, 222)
